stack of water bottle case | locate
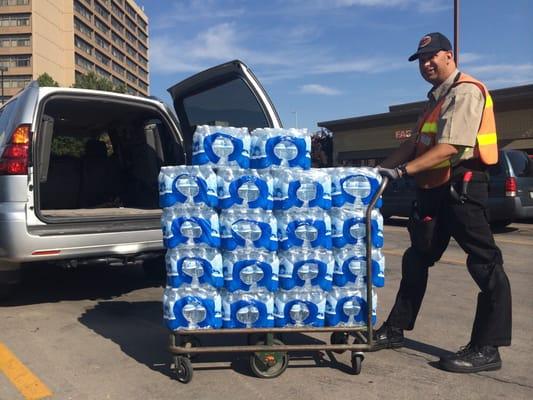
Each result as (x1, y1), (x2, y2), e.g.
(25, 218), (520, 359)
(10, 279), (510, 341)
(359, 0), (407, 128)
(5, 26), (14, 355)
(161, 125), (385, 331)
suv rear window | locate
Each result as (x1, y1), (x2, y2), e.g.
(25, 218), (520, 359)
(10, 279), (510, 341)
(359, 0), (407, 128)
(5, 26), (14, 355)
(507, 150), (533, 177)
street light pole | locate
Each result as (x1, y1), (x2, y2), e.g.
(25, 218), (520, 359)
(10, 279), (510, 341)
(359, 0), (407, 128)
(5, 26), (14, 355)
(291, 111), (298, 128)
(0, 66), (7, 105)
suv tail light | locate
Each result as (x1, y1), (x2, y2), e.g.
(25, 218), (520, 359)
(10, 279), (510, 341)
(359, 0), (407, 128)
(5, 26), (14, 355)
(0, 125), (31, 176)
(505, 177), (517, 197)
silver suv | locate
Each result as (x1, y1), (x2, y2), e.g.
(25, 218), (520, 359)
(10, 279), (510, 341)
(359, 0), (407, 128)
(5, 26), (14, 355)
(0, 61), (281, 299)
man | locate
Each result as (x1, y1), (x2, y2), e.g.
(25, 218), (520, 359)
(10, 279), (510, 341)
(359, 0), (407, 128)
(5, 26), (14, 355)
(375, 32), (512, 373)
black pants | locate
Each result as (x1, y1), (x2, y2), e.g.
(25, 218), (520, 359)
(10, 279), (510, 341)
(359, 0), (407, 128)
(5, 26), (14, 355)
(387, 178), (512, 347)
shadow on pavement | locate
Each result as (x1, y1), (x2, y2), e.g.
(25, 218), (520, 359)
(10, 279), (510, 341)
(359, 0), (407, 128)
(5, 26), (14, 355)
(1, 263), (160, 306)
(79, 300), (360, 379)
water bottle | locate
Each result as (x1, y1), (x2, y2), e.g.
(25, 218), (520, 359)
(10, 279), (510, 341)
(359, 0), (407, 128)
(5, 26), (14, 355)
(272, 169), (331, 210)
(326, 286), (365, 327)
(166, 246), (223, 289)
(371, 248), (385, 288)
(274, 287), (326, 327)
(333, 245), (366, 287)
(163, 285), (222, 330)
(250, 128), (311, 169)
(331, 207), (365, 248)
(217, 168), (273, 210)
(276, 209), (332, 250)
(167, 206), (220, 248)
(278, 248), (333, 291)
(223, 249), (279, 292)
(219, 209), (277, 251)
(159, 165), (217, 209)
(331, 167), (382, 208)
(221, 288), (275, 328)
(192, 125), (250, 168)
(371, 209), (384, 248)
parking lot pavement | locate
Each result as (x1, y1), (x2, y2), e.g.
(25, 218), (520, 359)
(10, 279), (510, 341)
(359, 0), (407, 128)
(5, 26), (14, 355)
(0, 222), (532, 400)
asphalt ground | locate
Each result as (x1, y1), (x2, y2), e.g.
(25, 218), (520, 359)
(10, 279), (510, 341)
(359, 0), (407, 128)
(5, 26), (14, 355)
(0, 221), (532, 400)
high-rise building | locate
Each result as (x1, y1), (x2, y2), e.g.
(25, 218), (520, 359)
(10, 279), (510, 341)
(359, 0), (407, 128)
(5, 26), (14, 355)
(0, 0), (149, 102)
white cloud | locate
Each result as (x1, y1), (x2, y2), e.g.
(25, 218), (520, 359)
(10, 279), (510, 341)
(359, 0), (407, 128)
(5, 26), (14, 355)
(300, 84), (342, 95)
(457, 52), (483, 64)
(466, 64), (533, 88)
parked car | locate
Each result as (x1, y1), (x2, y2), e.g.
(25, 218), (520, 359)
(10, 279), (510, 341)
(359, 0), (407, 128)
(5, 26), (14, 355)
(0, 60), (282, 299)
(380, 149), (533, 227)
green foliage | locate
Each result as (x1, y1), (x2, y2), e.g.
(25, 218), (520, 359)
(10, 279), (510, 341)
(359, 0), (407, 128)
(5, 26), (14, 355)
(37, 73), (59, 87)
(73, 72), (126, 93)
(50, 136), (87, 158)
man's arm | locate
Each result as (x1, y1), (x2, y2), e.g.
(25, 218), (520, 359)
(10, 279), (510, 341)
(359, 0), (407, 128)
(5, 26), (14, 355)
(404, 143), (458, 175)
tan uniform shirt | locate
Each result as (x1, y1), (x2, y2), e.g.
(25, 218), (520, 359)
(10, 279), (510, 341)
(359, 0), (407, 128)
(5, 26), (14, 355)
(426, 69), (485, 164)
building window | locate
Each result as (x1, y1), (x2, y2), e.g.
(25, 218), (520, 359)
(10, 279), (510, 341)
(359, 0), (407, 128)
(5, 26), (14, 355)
(137, 54), (147, 67)
(125, 56), (136, 70)
(138, 80), (147, 92)
(95, 65), (110, 79)
(94, 16), (110, 34)
(111, 15), (123, 33)
(111, 1), (123, 18)
(94, 49), (110, 66)
(137, 42), (147, 56)
(111, 31), (124, 48)
(125, 43), (136, 58)
(138, 30), (147, 44)
(94, 33), (110, 50)
(3, 75), (31, 89)
(125, 29), (136, 45)
(0, 35), (30, 48)
(124, 2), (135, 19)
(0, 14), (30, 26)
(111, 75), (124, 88)
(112, 61), (125, 75)
(74, 0), (92, 21)
(94, 0), (110, 20)
(124, 14), (135, 31)
(111, 46), (124, 62)
(74, 35), (93, 55)
(0, 0), (30, 6)
(137, 17), (147, 32)
(126, 71), (136, 84)
(75, 54), (94, 70)
(0, 54), (31, 68)
(74, 17), (93, 38)
(138, 67), (148, 80)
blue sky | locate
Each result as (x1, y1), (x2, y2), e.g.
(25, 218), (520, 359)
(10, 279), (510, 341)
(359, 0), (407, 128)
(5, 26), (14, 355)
(141, 0), (533, 132)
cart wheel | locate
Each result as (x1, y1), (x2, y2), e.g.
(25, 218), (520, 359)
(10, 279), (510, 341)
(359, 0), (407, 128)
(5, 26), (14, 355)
(180, 335), (201, 359)
(351, 353), (364, 375)
(249, 339), (289, 379)
(173, 356), (194, 383)
(330, 332), (349, 354)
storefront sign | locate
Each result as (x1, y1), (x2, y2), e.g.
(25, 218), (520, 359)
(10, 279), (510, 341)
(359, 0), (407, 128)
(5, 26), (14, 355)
(395, 129), (412, 140)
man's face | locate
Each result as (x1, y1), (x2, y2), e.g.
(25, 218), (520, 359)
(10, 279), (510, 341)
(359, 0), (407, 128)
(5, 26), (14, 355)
(418, 50), (454, 86)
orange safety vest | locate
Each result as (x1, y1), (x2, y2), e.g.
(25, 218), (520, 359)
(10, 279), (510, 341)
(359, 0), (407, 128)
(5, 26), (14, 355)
(413, 73), (499, 189)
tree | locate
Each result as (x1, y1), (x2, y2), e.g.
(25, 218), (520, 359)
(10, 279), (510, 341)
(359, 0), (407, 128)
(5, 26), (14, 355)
(73, 71), (126, 93)
(37, 73), (59, 87)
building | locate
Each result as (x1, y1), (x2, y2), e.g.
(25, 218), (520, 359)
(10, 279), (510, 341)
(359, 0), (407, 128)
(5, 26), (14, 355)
(0, 0), (149, 102)
(318, 84), (533, 166)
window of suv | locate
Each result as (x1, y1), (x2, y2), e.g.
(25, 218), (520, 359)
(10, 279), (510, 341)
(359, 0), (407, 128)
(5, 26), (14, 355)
(0, 99), (17, 147)
(507, 150), (533, 177)
(182, 78), (269, 130)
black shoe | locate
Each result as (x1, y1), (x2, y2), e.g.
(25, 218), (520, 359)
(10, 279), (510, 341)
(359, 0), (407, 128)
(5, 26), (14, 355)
(439, 343), (502, 373)
(372, 323), (404, 351)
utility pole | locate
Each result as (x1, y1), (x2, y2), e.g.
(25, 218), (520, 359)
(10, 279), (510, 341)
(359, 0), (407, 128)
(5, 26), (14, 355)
(0, 66), (7, 105)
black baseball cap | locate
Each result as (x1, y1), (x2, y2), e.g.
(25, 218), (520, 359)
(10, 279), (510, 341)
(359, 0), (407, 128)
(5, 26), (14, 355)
(408, 32), (452, 61)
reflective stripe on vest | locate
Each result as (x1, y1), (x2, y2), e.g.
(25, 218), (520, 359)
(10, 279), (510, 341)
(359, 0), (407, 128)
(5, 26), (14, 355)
(414, 73), (499, 189)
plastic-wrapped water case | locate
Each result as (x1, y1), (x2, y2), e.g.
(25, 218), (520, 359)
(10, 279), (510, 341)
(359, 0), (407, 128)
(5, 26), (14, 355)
(250, 128), (311, 169)
(219, 209), (277, 251)
(333, 246), (386, 288)
(165, 247), (223, 289)
(331, 208), (383, 249)
(272, 169), (331, 210)
(221, 288), (275, 328)
(217, 168), (273, 210)
(326, 286), (377, 327)
(274, 287), (327, 327)
(163, 286), (222, 331)
(223, 249), (279, 292)
(278, 248), (333, 291)
(159, 165), (217, 209)
(277, 209), (332, 250)
(330, 167), (382, 208)
(192, 125), (250, 168)
(161, 206), (220, 249)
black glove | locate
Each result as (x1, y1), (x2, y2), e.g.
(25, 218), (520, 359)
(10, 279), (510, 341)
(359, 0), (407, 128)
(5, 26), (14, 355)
(377, 166), (402, 180)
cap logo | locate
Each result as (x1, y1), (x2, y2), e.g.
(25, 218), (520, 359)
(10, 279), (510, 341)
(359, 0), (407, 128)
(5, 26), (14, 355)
(419, 35), (432, 48)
